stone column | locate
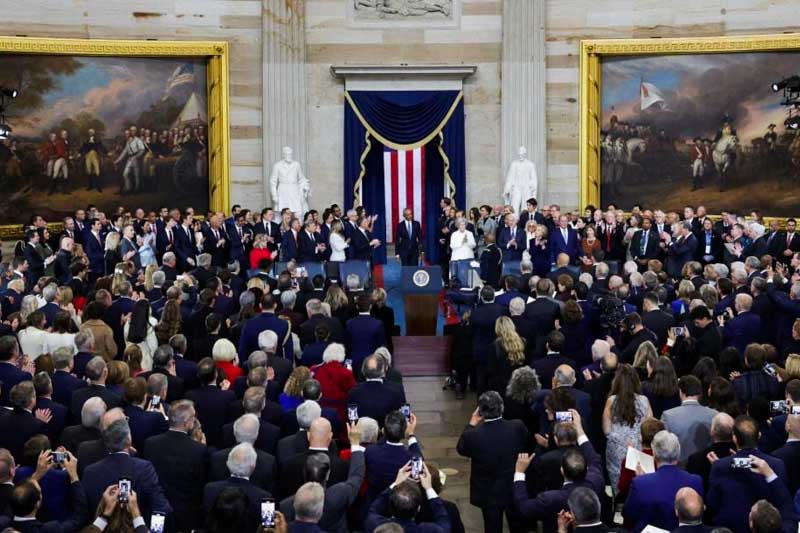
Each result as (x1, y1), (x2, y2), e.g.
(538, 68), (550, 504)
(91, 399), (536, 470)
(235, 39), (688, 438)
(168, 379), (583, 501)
(263, 0), (307, 206)
(501, 0), (547, 202)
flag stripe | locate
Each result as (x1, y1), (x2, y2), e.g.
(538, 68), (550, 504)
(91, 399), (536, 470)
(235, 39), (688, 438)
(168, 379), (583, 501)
(412, 148), (422, 224)
(391, 151), (400, 243)
(383, 150), (393, 243)
(382, 145), (429, 244)
(420, 147), (426, 238)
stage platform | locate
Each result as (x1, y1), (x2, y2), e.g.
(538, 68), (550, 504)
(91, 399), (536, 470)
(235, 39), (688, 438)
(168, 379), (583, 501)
(393, 335), (451, 376)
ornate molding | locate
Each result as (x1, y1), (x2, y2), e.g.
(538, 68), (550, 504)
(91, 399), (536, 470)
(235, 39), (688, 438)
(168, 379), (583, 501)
(331, 64), (476, 79)
(581, 33), (800, 56)
(0, 36), (228, 56)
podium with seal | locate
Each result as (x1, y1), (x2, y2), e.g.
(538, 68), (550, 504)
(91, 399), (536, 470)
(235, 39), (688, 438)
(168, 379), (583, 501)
(400, 265), (442, 336)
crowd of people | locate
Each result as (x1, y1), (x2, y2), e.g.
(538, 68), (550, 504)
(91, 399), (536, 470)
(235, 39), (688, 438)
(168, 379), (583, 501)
(0, 196), (799, 533)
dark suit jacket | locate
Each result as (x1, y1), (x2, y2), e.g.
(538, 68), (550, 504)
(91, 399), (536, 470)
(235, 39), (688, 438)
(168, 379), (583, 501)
(238, 312), (293, 360)
(532, 353), (577, 388)
(280, 448), (349, 499)
(276, 430), (310, 466)
(722, 311), (761, 356)
(365, 488), (450, 533)
(51, 370), (86, 407)
(630, 229), (660, 263)
(471, 302), (508, 364)
(186, 385), (239, 448)
(350, 227), (374, 261)
(209, 446), (277, 494)
(35, 397), (67, 444)
(83, 452), (172, 525)
(202, 225), (229, 267)
(69, 384), (122, 422)
(280, 230), (299, 262)
(0, 480), (87, 533)
(395, 220), (422, 263)
(174, 355), (200, 391)
(642, 309), (675, 347)
(597, 224), (627, 262)
(75, 439), (106, 476)
(497, 226), (527, 262)
(173, 224), (198, 272)
(623, 465), (704, 532)
(297, 230), (323, 263)
(773, 440), (800, 494)
(0, 362), (32, 406)
(549, 227), (581, 264)
(299, 314), (345, 347)
(0, 407), (47, 460)
(345, 314), (386, 368)
(203, 477), (270, 533)
(524, 298), (561, 357)
(666, 234), (698, 279)
(83, 232), (105, 275)
(221, 417), (280, 455)
(59, 425), (100, 454)
(119, 237), (141, 271)
(457, 418), (530, 507)
(253, 220), (281, 252)
(364, 439), (423, 503)
(142, 430), (208, 532)
(123, 404), (168, 451)
(347, 381), (405, 429)
(686, 441), (735, 494)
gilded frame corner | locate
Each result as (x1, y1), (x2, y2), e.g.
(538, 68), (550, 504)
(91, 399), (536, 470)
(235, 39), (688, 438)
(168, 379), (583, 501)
(579, 32), (800, 215)
(0, 36), (231, 239)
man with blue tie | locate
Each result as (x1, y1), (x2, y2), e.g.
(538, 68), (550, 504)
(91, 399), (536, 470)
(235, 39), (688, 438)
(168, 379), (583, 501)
(549, 215), (581, 265)
(238, 293), (293, 361)
(497, 214), (526, 264)
(281, 218), (301, 262)
(297, 220), (326, 263)
(630, 217), (660, 271)
(395, 208), (422, 266)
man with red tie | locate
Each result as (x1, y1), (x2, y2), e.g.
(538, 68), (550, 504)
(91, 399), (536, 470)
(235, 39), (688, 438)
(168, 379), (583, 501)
(780, 218), (800, 259)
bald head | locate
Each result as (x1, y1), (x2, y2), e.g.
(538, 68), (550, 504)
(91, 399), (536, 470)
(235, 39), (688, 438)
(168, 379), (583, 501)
(100, 407), (126, 431)
(711, 412), (734, 443)
(786, 414), (800, 439)
(308, 417), (332, 448)
(554, 364), (576, 387)
(675, 487), (703, 524)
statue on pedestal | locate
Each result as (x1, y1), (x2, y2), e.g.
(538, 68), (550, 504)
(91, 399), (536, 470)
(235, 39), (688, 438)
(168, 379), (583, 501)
(269, 146), (310, 217)
(503, 146), (538, 216)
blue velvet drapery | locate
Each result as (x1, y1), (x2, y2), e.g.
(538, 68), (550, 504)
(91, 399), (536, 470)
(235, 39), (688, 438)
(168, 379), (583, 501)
(343, 90), (466, 264)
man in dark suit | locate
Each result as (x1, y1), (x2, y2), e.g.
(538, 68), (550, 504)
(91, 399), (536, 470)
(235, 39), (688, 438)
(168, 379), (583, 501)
(210, 413), (277, 494)
(471, 286), (508, 394)
(457, 391), (530, 533)
(276, 400), (323, 465)
(226, 213), (252, 266)
(347, 355), (405, 429)
(138, 345), (185, 404)
(671, 487), (713, 533)
(280, 417), (348, 499)
(622, 431), (704, 532)
(221, 387), (281, 455)
(83, 418), (172, 527)
(238, 293), (293, 361)
(143, 399), (209, 533)
(155, 217), (178, 264)
(497, 215), (526, 263)
(253, 207), (281, 253)
(122, 377), (169, 451)
(345, 295), (386, 372)
(186, 358), (239, 449)
(549, 215), (581, 264)
(518, 198), (545, 228)
(119, 225), (141, 272)
(60, 396), (105, 454)
(597, 215), (627, 263)
(524, 279), (562, 357)
(53, 237), (73, 285)
(666, 222), (698, 280)
(203, 443), (271, 532)
(395, 208), (423, 266)
(174, 210), (199, 272)
(532, 333), (577, 388)
(547, 253), (579, 286)
(299, 299), (344, 347)
(364, 411), (423, 504)
(532, 364), (591, 432)
(168, 335), (200, 391)
(32, 372), (67, 444)
(279, 380), (342, 439)
(686, 412), (735, 494)
(297, 220), (326, 263)
(641, 293), (674, 347)
(509, 298), (537, 359)
(84, 218), (106, 281)
(201, 214), (229, 268)
(480, 232), (503, 288)
(0, 382), (48, 461)
(630, 218), (660, 271)
(774, 218), (800, 260)
(0, 335), (34, 407)
(609, 313), (658, 365)
(707, 415), (788, 531)
(23, 229), (45, 286)
(350, 216), (380, 261)
(69, 357), (122, 419)
(772, 412), (800, 494)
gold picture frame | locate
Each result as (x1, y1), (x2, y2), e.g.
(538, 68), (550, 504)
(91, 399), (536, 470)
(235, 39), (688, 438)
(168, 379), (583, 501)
(579, 32), (800, 219)
(0, 36), (230, 238)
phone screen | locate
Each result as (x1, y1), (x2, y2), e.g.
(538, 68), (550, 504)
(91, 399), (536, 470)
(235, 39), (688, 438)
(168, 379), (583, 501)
(118, 478), (131, 503)
(411, 456), (423, 480)
(261, 498), (276, 527)
(347, 404), (359, 422)
(150, 512), (166, 533)
(401, 404), (411, 420)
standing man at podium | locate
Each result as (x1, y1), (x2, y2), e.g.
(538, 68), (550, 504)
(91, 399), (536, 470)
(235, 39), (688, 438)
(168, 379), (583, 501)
(395, 208), (423, 266)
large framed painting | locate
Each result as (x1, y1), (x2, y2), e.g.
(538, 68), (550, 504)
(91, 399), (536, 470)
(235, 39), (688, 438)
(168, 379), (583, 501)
(580, 34), (800, 217)
(0, 36), (230, 236)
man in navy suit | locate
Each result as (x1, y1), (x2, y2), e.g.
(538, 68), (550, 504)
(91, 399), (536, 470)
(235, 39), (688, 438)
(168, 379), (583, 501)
(666, 222), (698, 279)
(720, 293), (761, 356)
(201, 214), (229, 268)
(623, 430), (704, 532)
(119, 225), (141, 272)
(204, 444), (272, 530)
(518, 198), (545, 228)
(84, 218), (106, 281)
(345, 295), (386, 372)
(212, 413), (278, 494)
(168, 335), (200, 391)
(707, 415), (789, 532)
(549, 214), (581, 265)
(470, 286), (508, 394)
(0, 336), (33, 407)
(280, 218), (301, 262)
(395, 209), (423, 266)
(497, 214), (526, 263)
(174, 210), (198, 272)
(239, 293), (293, 361)
(364, 411), (423, 505)
(83, 418), (172, 527)
(253, 207), (281, 253)
(532, 364), (591, 432)
(122, 377), (169, 451)
(630, 217), (660, 271)
(226, 213), (251, 266)
(0, 382), (48, 461)
(347, 355), (405, 429)
(186, 358), (239, 449)
(297, 220), (326, 263)
(33, 372), (68, 444)
(70, 357), (123, 419)
(155, 217), (178, 264)
(351, 216), (380, 261)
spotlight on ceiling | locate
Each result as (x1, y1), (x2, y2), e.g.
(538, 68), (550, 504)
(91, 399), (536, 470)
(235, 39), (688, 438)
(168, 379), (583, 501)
(773, 76), (800, 92)
(0, 87), (17, 99)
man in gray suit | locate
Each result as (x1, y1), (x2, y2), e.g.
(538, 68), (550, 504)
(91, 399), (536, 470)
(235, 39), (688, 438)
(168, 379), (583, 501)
(279, 421), (366, 533)
(661, 375), (718, 463)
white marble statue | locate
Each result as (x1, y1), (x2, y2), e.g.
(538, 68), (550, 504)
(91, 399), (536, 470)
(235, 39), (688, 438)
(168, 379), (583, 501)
(269, 146), (310, 217)
(503, 146), (538, 216)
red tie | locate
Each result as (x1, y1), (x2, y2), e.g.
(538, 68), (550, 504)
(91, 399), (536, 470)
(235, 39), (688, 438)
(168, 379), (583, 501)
(606, 229), (612, 250)
(168, 230), (172, 243)
(788, 233), (793, 247)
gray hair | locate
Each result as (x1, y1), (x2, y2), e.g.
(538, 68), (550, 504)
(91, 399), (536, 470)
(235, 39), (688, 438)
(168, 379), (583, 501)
(226, 443), (257, 478)
(346, 274), (360, 290)
(519, 260), (533, 274)
(744, 256), (760, 271)
(197, 253), (212, 268)
(247, 350), (268, 369)
(85, 356), (107, 381)
(168, 400), (195, 429)
(652, 430), (681, 465)
(148, 373), (168, 397)
(568, 487), (601, 525)
(713, 263), (729, 279)
(239, 290), (256, 308)
(357, 417), (380, 444)
(591, 339), (610, 362)
(52, 346), (74, 370)
(42, 283), (58, 303)
(322, 343), (346, 364)
(74, 329), (94, 351)
(152, 270), (166, 286)
(281, 290), (296, 308)
(233, 414), (260, 444)
(169, 334), (187, 355)
(258, 330), (278, 353)
(477, 390), (504, 419)
(509, 297), (525, 316)
(162, 251), (176, 265)
(554, 366), (576, 386)
(306, 299), (322, 316)
(595, 262), (609, 278)
(294, 482), (325, 522)
(505, 367), (541, 405)
(81, 396), (107, 428)
(9, 381), (35, 410)
(102, 419), (132, 453)
(153, 344), (174, 368)
(578, 272), (593, 289)
(374, 346), (392, 366)
(296, 400), (322, 430)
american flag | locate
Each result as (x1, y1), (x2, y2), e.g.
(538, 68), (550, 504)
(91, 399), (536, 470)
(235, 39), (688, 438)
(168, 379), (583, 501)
(383, 146), (426, 243)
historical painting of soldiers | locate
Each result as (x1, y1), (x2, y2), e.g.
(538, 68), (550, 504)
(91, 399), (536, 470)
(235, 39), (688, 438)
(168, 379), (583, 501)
(0, 54), (209, 225)
(600, 51), (800, 216)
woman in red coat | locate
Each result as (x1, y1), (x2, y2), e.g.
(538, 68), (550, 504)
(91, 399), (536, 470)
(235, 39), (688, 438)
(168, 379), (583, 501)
(212, 338), (244, 383)
(249, 234), (272, 271)
(311, 342), (356, 423)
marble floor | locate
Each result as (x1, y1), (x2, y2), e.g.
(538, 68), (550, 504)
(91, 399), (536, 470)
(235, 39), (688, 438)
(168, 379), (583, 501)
(404, 376), (486, 533)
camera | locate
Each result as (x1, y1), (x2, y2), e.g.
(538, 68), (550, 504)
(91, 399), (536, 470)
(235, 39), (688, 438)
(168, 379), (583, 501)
(555, 411), (573, 423)
(764, 364), (778, 377)
(401, 403), (412, 420)
(411, 456), (423, 481)
(732, 457), (752, 469)
(52, 451), (66, 465)
(770, 400), (787, 414)
(261, 498), (276, 527)
(150, 512), (166, 533)
(347, 404), (359, 422)
(118, 478), (131, 503)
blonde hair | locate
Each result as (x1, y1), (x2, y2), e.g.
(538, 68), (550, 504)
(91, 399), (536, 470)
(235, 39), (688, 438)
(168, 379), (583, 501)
(633, 340), (658, 370)
(253, 233), (267, 249)
(111, 263), (128, 296)
(785, 353), (800, 380)
(143, 264), (158, 292)
(371, 288), (387, 307)
(246, 277), (266, 292)
(212, 338), (238, 363)
(105, 232), (121, 252)
(57, 286), (74, 307)
(495, 316), (525, 366)
(284, 366), (312, 398)
(325, 285), (349, 311)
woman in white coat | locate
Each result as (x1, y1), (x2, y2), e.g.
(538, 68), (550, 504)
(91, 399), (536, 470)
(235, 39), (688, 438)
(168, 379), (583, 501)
(450, 217), (476, 261)
(329, 221), (348, 262)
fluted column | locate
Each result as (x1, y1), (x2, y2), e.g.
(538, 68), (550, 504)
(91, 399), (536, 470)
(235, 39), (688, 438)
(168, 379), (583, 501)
(501, 0), (547, 201)
(263, 0), (307, 206)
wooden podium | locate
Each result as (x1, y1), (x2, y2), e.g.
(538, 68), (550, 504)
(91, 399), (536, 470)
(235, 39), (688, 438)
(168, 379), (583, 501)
(401, 266), (442, 336)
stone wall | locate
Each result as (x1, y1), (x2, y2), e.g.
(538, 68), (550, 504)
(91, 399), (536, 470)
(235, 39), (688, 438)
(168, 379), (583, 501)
(545, 0), (800, 209)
